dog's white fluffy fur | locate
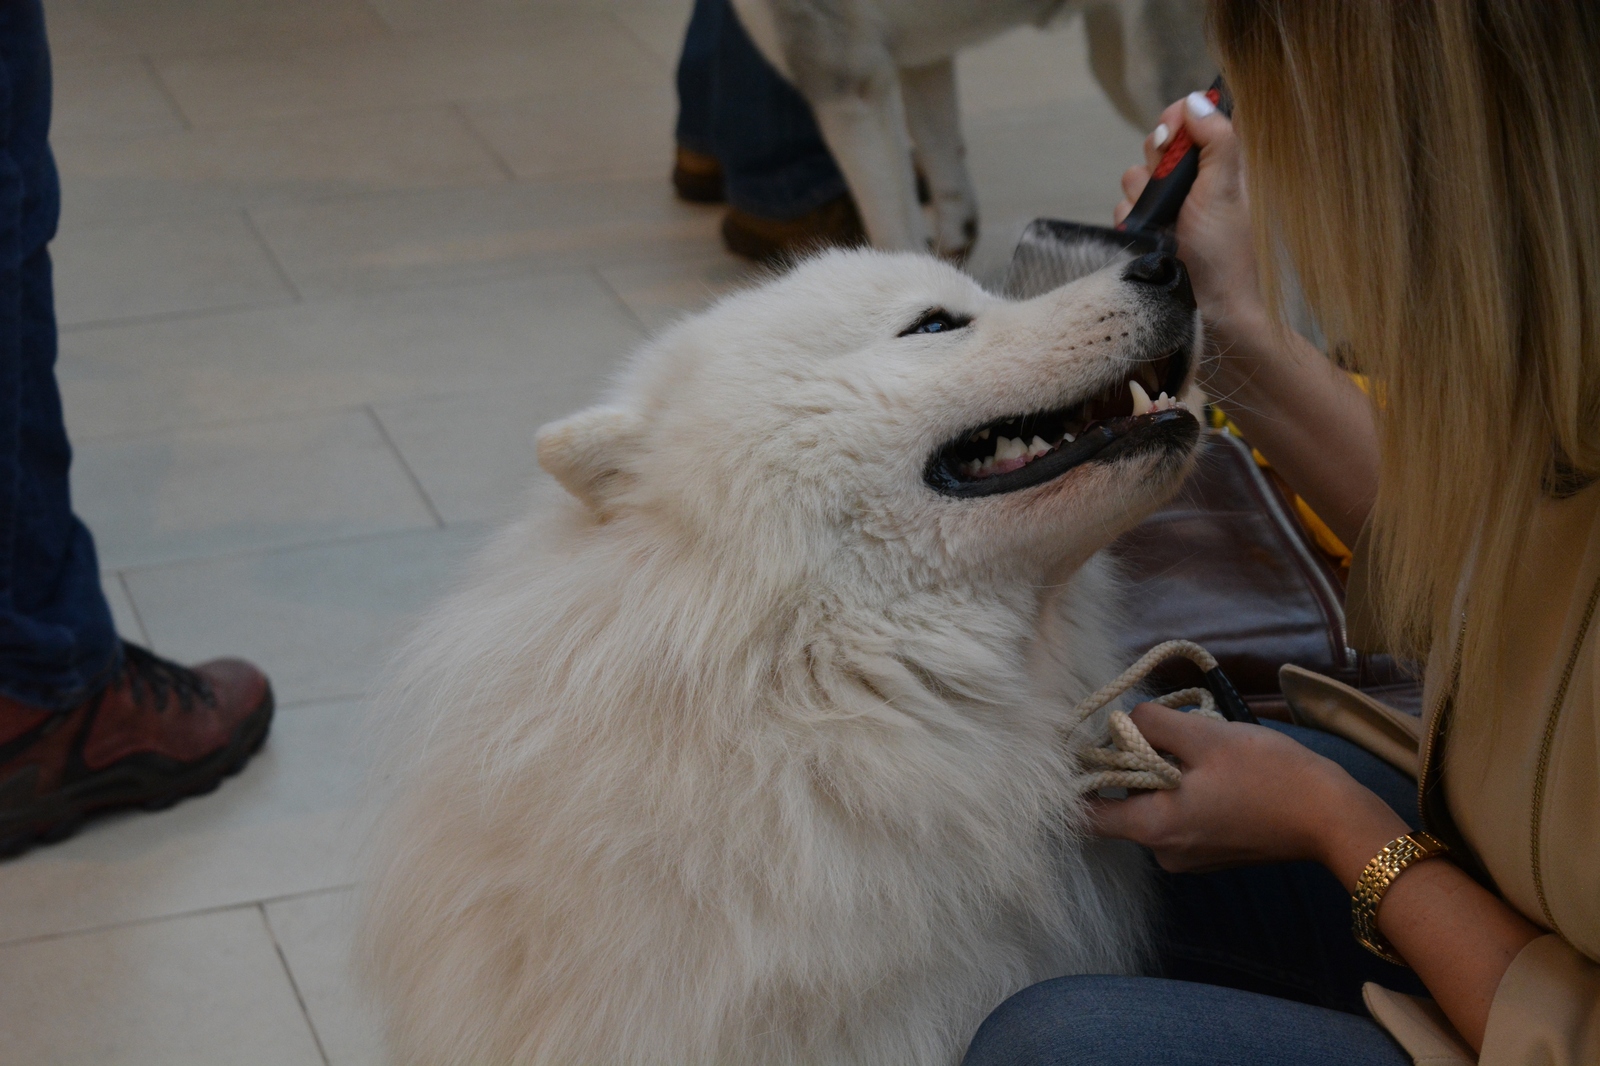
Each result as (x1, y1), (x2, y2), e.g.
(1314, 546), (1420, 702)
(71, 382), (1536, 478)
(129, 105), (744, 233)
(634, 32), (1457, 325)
(361, 249), (1204, 1065)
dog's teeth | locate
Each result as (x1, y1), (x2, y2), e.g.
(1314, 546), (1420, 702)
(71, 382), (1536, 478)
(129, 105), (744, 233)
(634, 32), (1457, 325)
(978, 428), (990, 440)
(1029, 436), (1050, 457)
(1129, 380), (1154, 416)
(1064, 432), (1075, 443)
(996, 436), (1021, 461)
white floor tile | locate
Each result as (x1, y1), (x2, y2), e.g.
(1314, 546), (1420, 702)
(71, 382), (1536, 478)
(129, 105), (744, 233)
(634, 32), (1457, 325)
(250, 177), (724, 298)
(122, 524), (487, 707)
(154, 20), (667, 129)
(52, 209), (297, 327)
(609, 0), (695, 65)
(0, 907), (323, 1066)
(0, 702), (374, 945)
(54, 106), (509, 227)
(374, 385), (612, 524)
(41, 0), (141, 60)
(58, 272), (645, 440)
(462, 84), (677, 181)
(266, 889), (391, 1066)
(55, 0), (386, 59)
(597, 254), (756, 334)
(49, 55), (186, 141)
(73, 409), (438, 569)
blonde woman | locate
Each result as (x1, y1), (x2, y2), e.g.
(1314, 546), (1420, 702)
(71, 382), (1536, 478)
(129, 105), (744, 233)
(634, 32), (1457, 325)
(964, 2), (1598, 1064)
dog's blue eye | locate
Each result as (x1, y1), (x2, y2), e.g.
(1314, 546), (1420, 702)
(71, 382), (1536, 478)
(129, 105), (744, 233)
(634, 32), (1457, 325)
(899, 309), (972, 337)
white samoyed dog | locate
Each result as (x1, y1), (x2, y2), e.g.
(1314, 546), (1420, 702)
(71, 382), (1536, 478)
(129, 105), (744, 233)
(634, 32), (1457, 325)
(362, 247), (1205, 1066)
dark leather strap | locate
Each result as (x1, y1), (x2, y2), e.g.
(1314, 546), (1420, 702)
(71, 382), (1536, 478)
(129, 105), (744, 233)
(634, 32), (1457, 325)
(1111, 430), (1420, 719)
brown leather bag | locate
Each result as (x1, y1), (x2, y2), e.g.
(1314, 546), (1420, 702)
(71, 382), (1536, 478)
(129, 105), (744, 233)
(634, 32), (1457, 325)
(1110, 430), (1421, 719)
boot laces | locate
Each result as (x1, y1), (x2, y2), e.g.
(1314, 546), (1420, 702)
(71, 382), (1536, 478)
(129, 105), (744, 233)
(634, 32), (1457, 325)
(120, 642), (214, 712)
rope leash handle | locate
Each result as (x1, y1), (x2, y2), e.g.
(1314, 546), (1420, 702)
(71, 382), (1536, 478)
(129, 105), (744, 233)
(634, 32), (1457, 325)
(1068, 640), (1242, 795)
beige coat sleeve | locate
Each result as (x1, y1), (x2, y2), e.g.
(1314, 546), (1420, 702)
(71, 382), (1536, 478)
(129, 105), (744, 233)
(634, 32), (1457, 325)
(1480, 935), (1600, 1065)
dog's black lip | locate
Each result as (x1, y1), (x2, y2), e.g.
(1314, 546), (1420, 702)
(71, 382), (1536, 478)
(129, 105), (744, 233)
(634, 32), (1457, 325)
(923, 340), (1196, 499)
(924, 408), (1199, 498)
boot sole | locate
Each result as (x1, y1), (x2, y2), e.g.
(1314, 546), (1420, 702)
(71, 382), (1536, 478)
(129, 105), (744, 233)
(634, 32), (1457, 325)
(0, 689), (275, 860)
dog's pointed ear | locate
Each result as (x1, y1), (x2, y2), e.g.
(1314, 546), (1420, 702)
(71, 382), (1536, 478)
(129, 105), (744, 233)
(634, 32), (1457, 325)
(536, 406), (646, 515)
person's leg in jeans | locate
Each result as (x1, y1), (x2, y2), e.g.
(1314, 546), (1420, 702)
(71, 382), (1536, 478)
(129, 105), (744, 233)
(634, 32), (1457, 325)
(963, 974), (1413, 1066)
(962, 722), (1422, 1064)
(670, 0), (860, 259)
(0, 0), (274, 859)
(0, 0), (115, 710)
(670, 0), (725, 202)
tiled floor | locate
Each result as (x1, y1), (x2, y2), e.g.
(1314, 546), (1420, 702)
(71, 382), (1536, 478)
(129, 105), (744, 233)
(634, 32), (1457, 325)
(2, 1), (1144, 1061)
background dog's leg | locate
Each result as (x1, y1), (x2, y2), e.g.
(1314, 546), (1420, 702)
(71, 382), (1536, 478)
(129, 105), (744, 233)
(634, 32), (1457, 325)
(810, 77), (929, 252)
(900, 59), (979, 262)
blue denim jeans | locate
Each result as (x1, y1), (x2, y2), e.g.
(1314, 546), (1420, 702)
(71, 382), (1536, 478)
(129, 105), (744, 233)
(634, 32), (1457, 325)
(674, 0), (848, 219)
(963, 721), (1425, 1065)
(0, 0), (118, 712)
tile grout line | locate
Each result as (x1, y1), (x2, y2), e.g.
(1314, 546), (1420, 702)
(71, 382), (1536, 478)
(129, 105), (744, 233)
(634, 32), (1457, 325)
(0, 884), (358, 950)
(72, 399), (383, 446)
(59, 294), (302, 335)
(259, 903), (334, 1066)
(138, 53), (194, 133)
(241, 207), (305, 304)
(115, 570), (153, 646)
(365, 404), (447, 529)
(111, 514), (490, 579)
(604, 9), (680, 72)
(589, 264), (650, 336)
(449, 101), (520, 184)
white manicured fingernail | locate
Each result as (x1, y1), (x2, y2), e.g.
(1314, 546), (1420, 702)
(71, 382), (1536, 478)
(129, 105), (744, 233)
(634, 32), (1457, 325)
(1151, 123), (1169, 149)
(1185, 91), (1216, 119)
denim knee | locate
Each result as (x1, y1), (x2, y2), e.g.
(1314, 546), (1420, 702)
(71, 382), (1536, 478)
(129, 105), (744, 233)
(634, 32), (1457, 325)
(963, 975), (1149, 1066)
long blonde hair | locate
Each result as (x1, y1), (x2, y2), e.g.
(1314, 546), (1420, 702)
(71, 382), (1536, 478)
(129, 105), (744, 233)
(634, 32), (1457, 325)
(1210, 1), (1600, 696)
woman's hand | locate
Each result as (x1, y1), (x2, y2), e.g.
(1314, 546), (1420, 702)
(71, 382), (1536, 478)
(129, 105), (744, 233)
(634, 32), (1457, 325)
(1086, 703), (1408, 877)
(1112, 93), (1382, 545)
(1115, 93), (1270, 365)
(1089, 702), (1545, 1052)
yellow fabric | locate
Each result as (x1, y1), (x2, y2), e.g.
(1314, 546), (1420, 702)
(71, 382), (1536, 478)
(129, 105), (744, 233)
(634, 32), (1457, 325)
(1208, 405), (1355, 566)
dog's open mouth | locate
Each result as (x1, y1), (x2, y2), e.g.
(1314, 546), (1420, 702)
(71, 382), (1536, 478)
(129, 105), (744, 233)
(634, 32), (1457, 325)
(925, 346), (1198, 498)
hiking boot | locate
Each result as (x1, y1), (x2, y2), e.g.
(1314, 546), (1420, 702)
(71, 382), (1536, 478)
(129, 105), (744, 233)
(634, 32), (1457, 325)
(672, 146), (726, 203)
(0, 642), (273, 859)
(720, 193), (867, 263)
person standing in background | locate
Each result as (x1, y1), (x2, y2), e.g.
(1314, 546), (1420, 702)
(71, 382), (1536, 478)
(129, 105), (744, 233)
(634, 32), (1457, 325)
(0, 0), (274, 859)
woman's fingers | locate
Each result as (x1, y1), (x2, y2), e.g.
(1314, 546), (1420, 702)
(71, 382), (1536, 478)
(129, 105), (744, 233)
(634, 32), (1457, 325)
(1115, 164), (1150, 224)
(1144, 99), (1188, 170)
(1084, 791), (1163, 841)
(1120, 164), (1150, 202)
(1178, 90), (1237, 156)
(1121, 701), (1216, 757)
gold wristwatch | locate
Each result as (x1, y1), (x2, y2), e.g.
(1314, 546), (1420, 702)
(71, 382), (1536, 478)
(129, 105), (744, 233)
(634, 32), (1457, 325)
(1352, 831), (1449, 965)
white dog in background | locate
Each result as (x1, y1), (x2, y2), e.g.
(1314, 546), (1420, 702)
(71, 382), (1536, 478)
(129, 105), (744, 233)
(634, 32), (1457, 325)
(730, 0), (1213, 256)
(362, 245), (1206, 1065)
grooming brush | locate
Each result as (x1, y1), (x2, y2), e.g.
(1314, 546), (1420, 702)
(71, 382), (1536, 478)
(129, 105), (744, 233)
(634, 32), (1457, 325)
(1005, 77), (1232, 299)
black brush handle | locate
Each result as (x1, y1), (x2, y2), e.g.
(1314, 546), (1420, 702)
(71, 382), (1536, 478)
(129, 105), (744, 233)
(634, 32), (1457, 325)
(1118, 76), (1231, 236)
(1202, 665), (1259, 725)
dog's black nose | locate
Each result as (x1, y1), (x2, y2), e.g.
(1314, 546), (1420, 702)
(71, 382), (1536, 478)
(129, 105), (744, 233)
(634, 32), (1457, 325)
(1123, 253), (1195, 310)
